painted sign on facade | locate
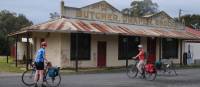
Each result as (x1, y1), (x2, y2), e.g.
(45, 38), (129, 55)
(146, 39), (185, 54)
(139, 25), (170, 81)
(75, 2), (121, 22)
(61, 1), (183, 29)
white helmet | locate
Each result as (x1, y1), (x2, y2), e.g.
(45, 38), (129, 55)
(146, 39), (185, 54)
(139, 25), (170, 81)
(138, 44), (143, 48)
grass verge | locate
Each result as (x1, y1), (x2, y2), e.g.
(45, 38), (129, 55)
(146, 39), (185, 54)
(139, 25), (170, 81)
(0, 56), (24, 73)
(1, 56), (200, 74)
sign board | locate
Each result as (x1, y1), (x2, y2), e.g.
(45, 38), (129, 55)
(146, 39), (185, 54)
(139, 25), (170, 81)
(62, 1), (183, 29)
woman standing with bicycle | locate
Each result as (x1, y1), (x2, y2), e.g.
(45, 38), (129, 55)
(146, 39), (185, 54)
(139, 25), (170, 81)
(132, 45), (145, 75)
(34, 41), (48, 87)
(127, 44), (157, 80)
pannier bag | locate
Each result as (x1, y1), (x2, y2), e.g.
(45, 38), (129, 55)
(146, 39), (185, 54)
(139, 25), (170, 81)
(155, 61), (162, 69)
(145, 64), (156, 73)
(48, 67), (59, 77)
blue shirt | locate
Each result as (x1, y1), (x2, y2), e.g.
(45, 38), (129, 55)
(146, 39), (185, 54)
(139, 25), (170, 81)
(35, 48), (45, 62)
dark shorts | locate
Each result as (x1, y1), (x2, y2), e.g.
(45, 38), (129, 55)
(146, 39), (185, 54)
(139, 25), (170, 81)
(35, 62), (44, 70)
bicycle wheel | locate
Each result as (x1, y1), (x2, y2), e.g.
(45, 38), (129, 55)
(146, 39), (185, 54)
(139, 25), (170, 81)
(160, 64), (172, 76)
(166, 66), (178, 76)
(172, 68), (178, 76)
(46, 73), (61, 87)
(170, 64), (178, 76)
(21, 69), (36, 86)
(145, 71), (157, 81)
(126, 64), (138, 79)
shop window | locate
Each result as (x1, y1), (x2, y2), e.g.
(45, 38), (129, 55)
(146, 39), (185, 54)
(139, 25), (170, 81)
(118, 35), (140, 60)
(70, 33), (91, 60)
(162, 38), (178, 59)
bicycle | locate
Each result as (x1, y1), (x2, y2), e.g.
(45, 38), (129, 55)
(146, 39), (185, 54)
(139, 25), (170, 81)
(155, 59), (178, 76)
(126, 59), (157, 81)
(21, 62), (61, 87)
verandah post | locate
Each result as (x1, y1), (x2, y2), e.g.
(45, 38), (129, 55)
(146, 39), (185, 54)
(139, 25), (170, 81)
(75, 33), (79, 72)
(26, 32), (30, 70)
(123, 37), (128, 68)
(15, 35), (19, 67)
(6, 36), (9, 64)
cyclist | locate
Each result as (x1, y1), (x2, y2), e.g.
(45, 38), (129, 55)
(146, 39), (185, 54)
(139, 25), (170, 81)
(132, 45), (145, 76)
(34, 41), (48, 87)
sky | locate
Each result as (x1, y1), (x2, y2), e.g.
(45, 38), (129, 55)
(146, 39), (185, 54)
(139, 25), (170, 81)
(0, 0), (199, 24)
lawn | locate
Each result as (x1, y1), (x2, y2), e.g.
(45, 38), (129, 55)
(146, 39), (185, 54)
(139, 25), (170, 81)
(0, 56), (24, 73)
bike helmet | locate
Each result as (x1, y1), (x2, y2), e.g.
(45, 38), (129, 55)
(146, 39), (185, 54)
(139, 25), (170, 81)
(138, 44), (143, 48)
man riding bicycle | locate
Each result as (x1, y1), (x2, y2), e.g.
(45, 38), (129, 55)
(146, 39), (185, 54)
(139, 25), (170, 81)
(132, 45), (145, 75)
(34, 41), (48, 87)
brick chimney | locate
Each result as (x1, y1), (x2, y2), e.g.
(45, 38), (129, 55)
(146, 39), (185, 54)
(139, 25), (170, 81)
(60, 0), (65, 18)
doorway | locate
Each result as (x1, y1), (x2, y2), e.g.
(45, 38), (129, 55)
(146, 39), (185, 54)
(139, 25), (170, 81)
(97, 41), (106, 67)
(147, 37), (157, 64)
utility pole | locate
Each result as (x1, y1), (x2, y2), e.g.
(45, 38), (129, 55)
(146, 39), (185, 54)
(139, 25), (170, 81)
(179, 9), (183, 22)
(179, 9), (184, 66)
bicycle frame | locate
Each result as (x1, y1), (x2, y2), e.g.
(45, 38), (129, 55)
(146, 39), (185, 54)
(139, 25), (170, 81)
(156, 60), (178, 76)
(22, 62), (61, 87)
(127, 59), (157, 80)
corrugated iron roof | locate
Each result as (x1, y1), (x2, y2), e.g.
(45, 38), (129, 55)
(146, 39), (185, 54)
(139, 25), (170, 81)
(9, 18), (200, 39)
(186, 27), (200, 37)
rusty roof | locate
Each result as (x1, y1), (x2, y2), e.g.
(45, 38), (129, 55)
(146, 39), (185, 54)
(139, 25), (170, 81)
(9, 18), (200, 39)
(186, 27), (200, 37)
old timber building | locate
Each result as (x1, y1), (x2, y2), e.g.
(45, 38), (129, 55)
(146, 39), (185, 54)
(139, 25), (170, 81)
(10, 1), (200, 68)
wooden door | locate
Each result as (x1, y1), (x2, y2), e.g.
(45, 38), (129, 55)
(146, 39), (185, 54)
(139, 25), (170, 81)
(97, 41), (106, 67)
(147, 38), (157, 64)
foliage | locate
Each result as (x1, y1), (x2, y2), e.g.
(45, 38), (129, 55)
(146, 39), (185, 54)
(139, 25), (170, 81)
(0, 10), (32, 55)
(177, 14), (200, 29)
(122, 0), (158, 17)
(49, 12), (60, 19)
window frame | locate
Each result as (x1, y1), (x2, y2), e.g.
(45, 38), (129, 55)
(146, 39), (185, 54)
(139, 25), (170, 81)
(162, 38), (179, 59)
(118, 35), (140, 60)
(70, 33), (91, 60)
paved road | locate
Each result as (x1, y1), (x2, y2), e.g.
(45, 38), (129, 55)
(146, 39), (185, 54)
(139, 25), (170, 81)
(0, 69), (200, 87)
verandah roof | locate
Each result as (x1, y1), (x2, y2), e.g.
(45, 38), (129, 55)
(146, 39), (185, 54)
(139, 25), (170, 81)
(9, 18), (200, 39)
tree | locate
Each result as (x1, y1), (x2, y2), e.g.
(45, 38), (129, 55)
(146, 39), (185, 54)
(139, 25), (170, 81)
(49, 12), (60, 19)
(176, 14), (200, 29)
(122, 0), (159, 17)
(0, 10), (32, 55)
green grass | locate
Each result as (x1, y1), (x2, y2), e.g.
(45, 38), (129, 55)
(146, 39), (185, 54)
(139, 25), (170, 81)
(1, 56), (200, 74)
(0, 56), (24, 73)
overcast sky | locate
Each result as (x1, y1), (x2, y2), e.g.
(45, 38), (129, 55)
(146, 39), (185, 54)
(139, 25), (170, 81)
(0, 0), (199, 24)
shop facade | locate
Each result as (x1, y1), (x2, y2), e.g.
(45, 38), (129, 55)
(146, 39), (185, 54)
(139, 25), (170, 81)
(10, 1), (200, 68)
